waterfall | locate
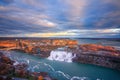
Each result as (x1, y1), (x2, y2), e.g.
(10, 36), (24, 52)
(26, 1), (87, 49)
(48, 50), (76, 62)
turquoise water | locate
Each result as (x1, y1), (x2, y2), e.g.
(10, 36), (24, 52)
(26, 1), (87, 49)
(3, 51), (120, 80)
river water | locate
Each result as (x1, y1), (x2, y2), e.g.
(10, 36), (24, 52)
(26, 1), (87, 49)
(76, 38), (120, 47)
(1, 50), (120, 80)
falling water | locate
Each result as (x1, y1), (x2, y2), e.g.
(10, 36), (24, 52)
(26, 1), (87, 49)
(48, 50), (76, 62)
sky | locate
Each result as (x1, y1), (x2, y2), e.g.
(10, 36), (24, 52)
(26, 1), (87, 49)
(0, 0), (120, 38)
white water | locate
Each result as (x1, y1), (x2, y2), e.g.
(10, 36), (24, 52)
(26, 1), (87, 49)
(71, 76), (88, 80)
(48, 50), (76, 62)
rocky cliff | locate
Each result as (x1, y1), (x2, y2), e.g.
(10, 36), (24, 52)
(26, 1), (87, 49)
(71, 44), (120, 70)
(0, 39), (78, 54)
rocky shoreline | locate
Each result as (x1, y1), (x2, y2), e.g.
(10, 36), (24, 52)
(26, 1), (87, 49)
(72, 44), (120, 70)
(0, 52), (57, 80)
(0, 39), (120, 71)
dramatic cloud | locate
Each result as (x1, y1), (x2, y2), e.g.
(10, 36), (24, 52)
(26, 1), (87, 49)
(0, 0), (120, 38)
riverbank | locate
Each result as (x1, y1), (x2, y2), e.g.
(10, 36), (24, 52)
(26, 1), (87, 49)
(0, 52), (57, 80)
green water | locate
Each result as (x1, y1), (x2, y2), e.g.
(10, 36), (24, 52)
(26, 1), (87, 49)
(3, 51), (120, 80)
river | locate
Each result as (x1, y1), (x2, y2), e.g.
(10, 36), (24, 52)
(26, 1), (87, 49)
(1, 50), (120, 80)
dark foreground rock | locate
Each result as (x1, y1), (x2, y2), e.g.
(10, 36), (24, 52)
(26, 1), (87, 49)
(0, 52), (57, 80)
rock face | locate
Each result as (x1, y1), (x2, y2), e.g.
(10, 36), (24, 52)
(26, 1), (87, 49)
(71, 44), (120, 70)
(0, 52), (15, 75)
(78, 44), (120, 56)
(0, 40), (17, 48)
(79, 44), (118, 52)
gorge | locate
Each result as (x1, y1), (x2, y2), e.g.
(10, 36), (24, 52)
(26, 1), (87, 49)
(0, 39), (120, 70)
(0, 38), (120, 80)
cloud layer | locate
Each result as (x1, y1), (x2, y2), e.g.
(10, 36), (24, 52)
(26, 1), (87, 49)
(0, 0), (120, 38)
